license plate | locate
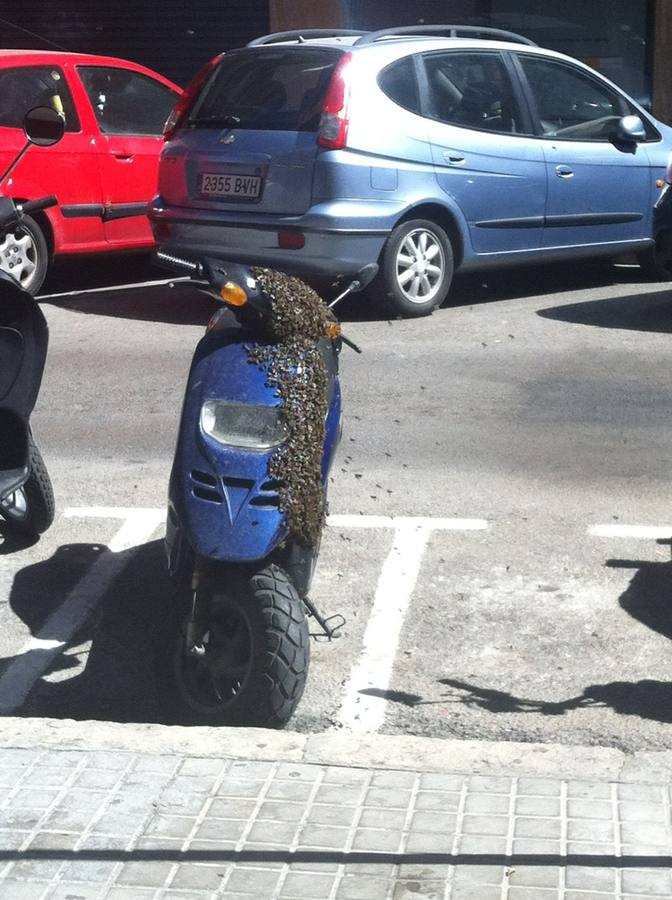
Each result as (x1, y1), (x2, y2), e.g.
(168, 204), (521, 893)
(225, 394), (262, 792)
(199, 172), (262, 200)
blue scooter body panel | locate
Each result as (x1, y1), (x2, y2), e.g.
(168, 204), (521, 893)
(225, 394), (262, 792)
(169, 321), (341, 565)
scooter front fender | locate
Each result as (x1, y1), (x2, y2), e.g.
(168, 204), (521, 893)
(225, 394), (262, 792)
(169, 318), (342, 567)
(169, 326), (289, 564)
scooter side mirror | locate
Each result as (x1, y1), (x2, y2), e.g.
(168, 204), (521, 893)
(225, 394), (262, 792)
(23, 106), (65, 147)
(350, 263), (379, 293)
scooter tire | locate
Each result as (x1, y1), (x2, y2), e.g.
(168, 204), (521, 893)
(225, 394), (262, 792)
(159, 564), (310, 729)
(0, 436), (55, 536)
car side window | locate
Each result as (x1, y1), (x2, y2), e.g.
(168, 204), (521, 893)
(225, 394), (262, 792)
(518, 55), (629, 141)
(78, 66), (177, 136)
(378, 57), (420, 114)
(0, 66), (79, 132)
(422, 50), (524, 135)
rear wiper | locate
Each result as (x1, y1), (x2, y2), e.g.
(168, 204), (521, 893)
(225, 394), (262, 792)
(189, 114), (241, 127)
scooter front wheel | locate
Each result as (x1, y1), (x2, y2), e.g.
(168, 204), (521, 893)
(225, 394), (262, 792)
(0, 436), (55, 536)
(159, 564), (310, 728)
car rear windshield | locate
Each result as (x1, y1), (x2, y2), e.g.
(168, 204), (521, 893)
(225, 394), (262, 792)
(188, 47), (341, 132)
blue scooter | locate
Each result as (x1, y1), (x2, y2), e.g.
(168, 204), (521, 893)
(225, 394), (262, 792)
(154, 251), (376, 727)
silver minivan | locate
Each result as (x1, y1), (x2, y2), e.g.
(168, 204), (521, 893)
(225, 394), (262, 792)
(151, 25), (672, 317)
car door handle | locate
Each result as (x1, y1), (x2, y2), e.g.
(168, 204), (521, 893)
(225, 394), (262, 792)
(555, 165), (574, 178)
(443, 151), (465, 166)
(114, 152), (134, 162)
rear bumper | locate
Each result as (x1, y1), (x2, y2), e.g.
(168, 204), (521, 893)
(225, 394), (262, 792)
(149, 197), (395, 276)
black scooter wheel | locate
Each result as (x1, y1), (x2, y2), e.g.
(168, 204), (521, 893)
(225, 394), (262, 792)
(159, 564), (310, 729)
(0, 436), (55, 536)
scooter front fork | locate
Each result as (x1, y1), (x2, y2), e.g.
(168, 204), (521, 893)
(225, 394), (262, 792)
(184, 567), (210, 657)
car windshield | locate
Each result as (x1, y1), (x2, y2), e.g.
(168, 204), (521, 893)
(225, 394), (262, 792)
(188, 47), (341, 132)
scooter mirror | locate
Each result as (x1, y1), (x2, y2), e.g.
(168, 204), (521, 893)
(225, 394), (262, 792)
(23, 106), (65, 147)
(350, 263), (379, 293)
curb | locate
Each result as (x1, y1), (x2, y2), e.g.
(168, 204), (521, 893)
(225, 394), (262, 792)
(2, 717), (671, 784)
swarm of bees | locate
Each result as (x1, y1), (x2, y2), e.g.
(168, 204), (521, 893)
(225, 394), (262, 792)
(246, 268), (336, 547)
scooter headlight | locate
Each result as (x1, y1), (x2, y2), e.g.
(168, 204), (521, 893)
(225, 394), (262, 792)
(201, 401), (287, 449)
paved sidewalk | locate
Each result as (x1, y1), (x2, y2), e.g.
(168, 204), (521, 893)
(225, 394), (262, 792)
(0, 721), (671, 900)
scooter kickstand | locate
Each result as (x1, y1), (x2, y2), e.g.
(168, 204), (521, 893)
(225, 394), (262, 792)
(303, 596), (346, 641)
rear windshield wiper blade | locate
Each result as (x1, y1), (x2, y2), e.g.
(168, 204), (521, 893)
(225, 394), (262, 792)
(189, 114), (241, 127)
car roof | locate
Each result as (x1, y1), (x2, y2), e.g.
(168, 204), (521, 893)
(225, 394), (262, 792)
(246, 25), (538, 51)
(275, 35), (536, 51)
(239, 34), (592, 73)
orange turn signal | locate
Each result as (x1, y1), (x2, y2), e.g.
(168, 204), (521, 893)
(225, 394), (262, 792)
(220, 282), (248, 306)
(657, 179), (666, 189)
(325, 321), (341, 339)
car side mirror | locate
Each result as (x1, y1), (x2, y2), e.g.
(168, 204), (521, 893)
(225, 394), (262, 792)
(616, 114), (646, 144)
(23, 106), (65, 147)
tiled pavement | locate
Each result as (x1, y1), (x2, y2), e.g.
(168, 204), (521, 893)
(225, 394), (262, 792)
(0, 747), (671, 899)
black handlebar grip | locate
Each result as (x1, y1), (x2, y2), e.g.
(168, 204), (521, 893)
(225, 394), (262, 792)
(19, 195), (58, 215)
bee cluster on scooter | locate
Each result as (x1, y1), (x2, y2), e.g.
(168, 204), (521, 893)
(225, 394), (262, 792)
(246, 267), (336, 547)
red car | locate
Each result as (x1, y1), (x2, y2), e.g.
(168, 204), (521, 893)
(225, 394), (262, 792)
(0, 51), (181, 293)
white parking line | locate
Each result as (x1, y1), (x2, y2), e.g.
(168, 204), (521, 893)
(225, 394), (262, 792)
(588, 524), (672, 539)
(335, 516), (488, 733)
(328, 515), (488, 531)
(9, 506), (664, 723)
(0, 508), (164, 715)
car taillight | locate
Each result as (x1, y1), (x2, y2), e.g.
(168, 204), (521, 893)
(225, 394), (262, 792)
(317, 53), (352, 150)
(163, 53), (224, 142)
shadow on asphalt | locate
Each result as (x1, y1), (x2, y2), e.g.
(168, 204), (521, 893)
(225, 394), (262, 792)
(538, 288), (672, 333)
(40, 253), (158, 294)
(44, 282), (219, 328)
(361, 559), (672, 726)
(434, 676), (672, 725)
(36, 252), (660, 326)
(0, 527), (39, 555)
(39, 253), (218, 327)
(5, 546), (672, 727)
(5, 539), (169, 723)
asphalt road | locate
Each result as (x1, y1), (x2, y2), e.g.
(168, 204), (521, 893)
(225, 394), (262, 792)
(1, 255), (672, 752)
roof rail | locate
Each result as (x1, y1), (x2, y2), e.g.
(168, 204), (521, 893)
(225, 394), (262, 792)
(248, 29), (367, 47)
(354, 24), (537, 48)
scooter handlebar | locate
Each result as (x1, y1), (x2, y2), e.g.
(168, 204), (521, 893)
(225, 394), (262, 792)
(18, 195), (58, 216)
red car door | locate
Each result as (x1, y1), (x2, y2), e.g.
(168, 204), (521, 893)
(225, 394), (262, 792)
(0, 59), (106, 252)
(75, 64), (180, 247)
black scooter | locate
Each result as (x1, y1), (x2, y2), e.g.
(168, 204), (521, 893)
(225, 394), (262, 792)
(0, 107), (64, 538)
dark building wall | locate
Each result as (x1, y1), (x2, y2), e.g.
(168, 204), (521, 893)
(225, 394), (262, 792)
(653, 0), (672, 123)
(0, 2), (270, 86)
(270, 0), (343, 32)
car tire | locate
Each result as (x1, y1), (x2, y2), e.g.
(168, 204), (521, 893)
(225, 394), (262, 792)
(637, 231), (672, 281)
(0, 214), (49, 296)
(377, 219), (454, 318)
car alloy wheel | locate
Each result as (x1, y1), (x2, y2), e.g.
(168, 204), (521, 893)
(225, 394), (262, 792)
(0, 216), (48, 296)
(394, 227), (446, 305)
(0, 228), (38, 290)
